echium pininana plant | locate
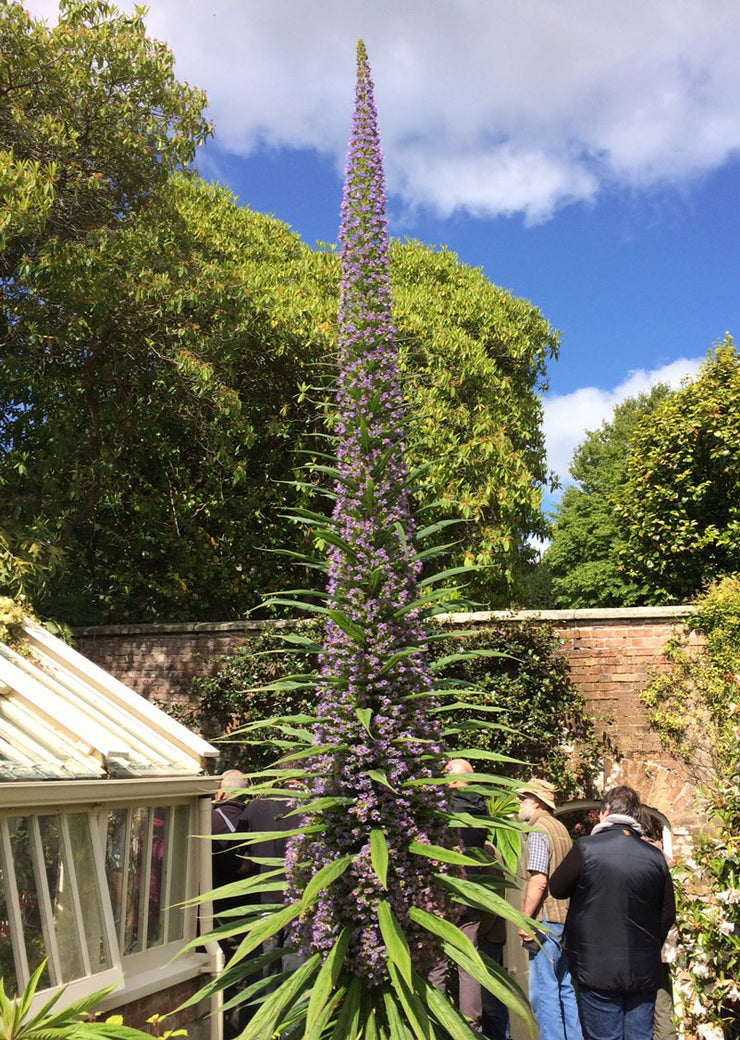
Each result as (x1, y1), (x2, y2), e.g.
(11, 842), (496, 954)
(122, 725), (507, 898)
(281, 39), (454, 984)
(188, 41), (534, 1040)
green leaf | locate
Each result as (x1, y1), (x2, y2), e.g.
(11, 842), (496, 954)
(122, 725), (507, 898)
(304, 926), (352, 1038)
(419, 565), (479, 587)
(438, 873), (531, 929)
(239, 953), (321, 1040)
(382, 986), (416, 1040)
(301, 855), (354, 908)
(363, 1006), (379, 1040)
(408, 905), (514, 1006)
(314, 528), (359, 561)
(391, 587), (455, 617)
(278, 632), (323, 651)
(327, 608), (366, 644)
(232, 901), (304, 962)
(283, 795), (348, 817)
(356, 707), (373, 734)
(386, 964), (434, 1040)
(407, 841), (482, 867)
(378, 647), (425, 677)
(378, 899), (412, 987)
(368, 768), (395, 791)
(415, 518), (464, 541)
(330, 975), (364, 1040)
(370, 828), (389, 889)
(422, 976), (481, 1040)
(430, 648), (513, 670)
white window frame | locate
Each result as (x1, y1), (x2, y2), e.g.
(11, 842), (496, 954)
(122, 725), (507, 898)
(0, 777), (220, 1018)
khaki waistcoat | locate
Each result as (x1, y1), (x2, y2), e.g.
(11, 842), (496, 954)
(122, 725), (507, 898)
(530, 808), (572, 925)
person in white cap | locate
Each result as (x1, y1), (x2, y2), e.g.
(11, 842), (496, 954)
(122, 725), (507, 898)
(517, 777), (583, 1040)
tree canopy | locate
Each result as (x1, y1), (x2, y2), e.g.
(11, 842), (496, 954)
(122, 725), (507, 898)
(544, 384), (672, 607)
(617, 336), (740, 602)
(0, 2), (559, 625)
(0, 0), (210, 271)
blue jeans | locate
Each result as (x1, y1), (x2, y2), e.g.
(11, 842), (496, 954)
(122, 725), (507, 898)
(577, 987), (655, 1040)
(528, 918), (583, 1040)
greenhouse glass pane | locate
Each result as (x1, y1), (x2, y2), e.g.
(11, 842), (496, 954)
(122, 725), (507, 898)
(105, 808), (127, 940)
(146, 807), (168, 948)
(167, 804), (190, 942)
(0, 856), (18, 995)
(7, 817), (50, 989)
(39, 816), (84, 981)
(67, 814), (112, 970)
(124, 807), (149, 955)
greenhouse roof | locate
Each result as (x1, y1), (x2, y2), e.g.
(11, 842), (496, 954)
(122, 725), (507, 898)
(0, 620), (219, 782)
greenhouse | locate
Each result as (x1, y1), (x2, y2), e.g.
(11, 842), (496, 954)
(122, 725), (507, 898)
(0, 618), (221, 1034)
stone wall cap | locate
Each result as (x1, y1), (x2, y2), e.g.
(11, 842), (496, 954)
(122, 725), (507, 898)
(74, 618), (303, 637)
(75, 605), (694, 638)
(434, 605), (694, 625)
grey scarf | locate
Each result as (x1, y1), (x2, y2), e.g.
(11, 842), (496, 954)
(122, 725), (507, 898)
(590, 812), (643, 837)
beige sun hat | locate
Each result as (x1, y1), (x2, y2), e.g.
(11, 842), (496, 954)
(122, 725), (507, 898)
(517, 777), (557, 811)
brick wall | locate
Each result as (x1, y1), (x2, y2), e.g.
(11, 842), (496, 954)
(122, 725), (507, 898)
(76, 605), (704, 846)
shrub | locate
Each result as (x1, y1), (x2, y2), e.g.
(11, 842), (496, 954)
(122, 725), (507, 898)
(191, 618), (599, 793)
(641, 576), (740, 1038)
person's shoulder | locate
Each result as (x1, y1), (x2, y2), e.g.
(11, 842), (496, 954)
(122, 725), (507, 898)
(543, 812), (571, 841)
(640, 836), (670, 864)
(212, 798), (249, 827)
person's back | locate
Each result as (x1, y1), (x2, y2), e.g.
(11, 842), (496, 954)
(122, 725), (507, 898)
(564, 824), (670, 992)
(550, 784), (676, 1040)
(211, 771), (252, 912)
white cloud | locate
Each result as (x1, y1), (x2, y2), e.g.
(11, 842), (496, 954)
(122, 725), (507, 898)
(21, 0), (740, 223)
(543, 357), (704, 487)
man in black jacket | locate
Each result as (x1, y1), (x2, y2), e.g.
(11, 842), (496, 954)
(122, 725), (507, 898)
(550, 785), (676, 1040)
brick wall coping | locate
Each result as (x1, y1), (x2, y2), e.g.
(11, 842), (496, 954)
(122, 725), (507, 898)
(74, 604), (694, 638)
(435, 605), (694, 626)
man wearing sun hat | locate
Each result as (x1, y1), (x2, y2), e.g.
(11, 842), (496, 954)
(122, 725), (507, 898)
(517, 777), (583, 1040)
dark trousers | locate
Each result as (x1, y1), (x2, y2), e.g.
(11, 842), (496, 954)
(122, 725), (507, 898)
(479, 940), (510, 1040)
(428, 917), (483, 1033)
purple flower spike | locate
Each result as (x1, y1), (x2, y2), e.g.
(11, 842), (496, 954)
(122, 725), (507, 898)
(283, 41), (454, 985)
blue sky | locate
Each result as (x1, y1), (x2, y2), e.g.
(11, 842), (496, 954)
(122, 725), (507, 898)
(25, 0), (740, 505)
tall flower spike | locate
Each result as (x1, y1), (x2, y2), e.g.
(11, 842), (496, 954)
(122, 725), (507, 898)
(191, 41), (533, 1040)
(284, 39), (453, 984)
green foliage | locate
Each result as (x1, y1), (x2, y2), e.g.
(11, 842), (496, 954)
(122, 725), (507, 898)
(0, 595), (29, 648)
(545, 384), (672, 607)
(190, 618), (599, 796)
(0, 0), (210, 268)
(433, 622), (600, 796)
(1, 188), (558, 623)
(618, 337), (740, 603)
(640, 577), (740, 1035)
(1, 175), (322, 623)
(0, 960), (153, 1040)
(0, 526), (63, 609)
(1, 4), (558, 626)
(189, 624), (322, 768)
(1, 0), (211, 618)
(391, 241), (558, 600)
